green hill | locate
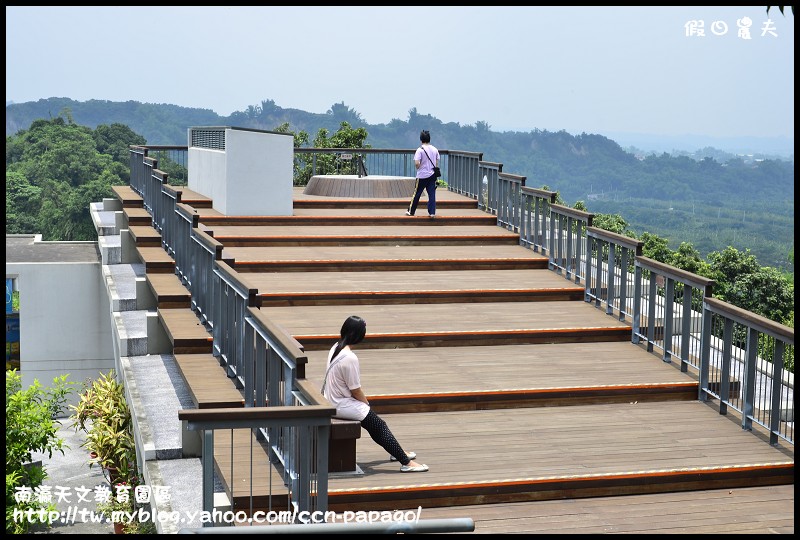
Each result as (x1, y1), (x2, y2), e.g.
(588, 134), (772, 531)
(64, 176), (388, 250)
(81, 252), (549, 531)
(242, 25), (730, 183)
(6, 98), (793, 272)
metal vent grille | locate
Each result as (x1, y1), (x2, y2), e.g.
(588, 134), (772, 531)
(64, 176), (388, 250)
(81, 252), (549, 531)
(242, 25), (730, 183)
(191, 128), (226, 150)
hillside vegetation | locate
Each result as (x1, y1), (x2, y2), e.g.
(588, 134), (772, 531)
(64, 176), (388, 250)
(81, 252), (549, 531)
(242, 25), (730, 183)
(6, 98), (794, 273)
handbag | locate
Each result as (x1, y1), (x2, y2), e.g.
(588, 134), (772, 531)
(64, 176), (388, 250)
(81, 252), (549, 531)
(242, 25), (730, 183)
(422, 147), (441, 179)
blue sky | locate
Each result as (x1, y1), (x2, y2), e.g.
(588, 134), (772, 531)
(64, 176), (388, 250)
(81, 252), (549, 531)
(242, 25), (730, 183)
(6, 6), (794, 144)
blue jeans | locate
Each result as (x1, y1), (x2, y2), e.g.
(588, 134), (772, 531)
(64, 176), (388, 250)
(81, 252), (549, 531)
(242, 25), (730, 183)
(407, 174), (437, 216)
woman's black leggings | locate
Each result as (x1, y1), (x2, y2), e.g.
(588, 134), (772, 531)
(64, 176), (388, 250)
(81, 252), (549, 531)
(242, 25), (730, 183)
(360, 410), (410, 465)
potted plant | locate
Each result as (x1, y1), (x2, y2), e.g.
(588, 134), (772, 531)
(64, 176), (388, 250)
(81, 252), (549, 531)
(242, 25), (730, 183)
(70, 371), (138, 486)
(96, 486), (134, 534)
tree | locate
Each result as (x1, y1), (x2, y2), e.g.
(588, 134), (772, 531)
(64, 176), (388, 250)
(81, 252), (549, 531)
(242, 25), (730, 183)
(5, 117), (144, 240)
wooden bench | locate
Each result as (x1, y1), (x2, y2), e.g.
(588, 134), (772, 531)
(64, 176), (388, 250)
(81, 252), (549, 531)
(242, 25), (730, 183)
(329, 418), (362, 473)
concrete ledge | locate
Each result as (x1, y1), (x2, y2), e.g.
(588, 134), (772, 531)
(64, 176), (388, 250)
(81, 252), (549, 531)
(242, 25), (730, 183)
(126, 354), (196, 461)
(103, 264), (145, 312)
(90, 202), (118, 236)
(98, 235), (121, 265)
(113, 310), (148, 356)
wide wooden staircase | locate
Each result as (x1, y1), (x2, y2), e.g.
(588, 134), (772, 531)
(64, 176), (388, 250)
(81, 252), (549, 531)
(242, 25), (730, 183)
(120, 185), (794, 531)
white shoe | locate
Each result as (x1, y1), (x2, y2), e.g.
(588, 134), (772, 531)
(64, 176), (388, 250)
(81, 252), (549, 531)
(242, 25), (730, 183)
(405, 210), (413, 216)
(400, 463), (429, 473)
(389, 452), (416, 462)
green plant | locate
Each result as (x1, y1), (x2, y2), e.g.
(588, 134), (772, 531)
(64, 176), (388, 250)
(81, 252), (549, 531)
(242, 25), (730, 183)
(96, 481), (158, 534)
(96, 484), (135, 515)
(5, 370), (73, 534)
(70, 371), (138, 486)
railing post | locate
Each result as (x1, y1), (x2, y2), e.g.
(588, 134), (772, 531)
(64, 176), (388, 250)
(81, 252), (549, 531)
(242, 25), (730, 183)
(202, 429), (214, 521)
(699, 302), (712, 402)
(632, 265), (643, 344)
(741, 327), (759, 432)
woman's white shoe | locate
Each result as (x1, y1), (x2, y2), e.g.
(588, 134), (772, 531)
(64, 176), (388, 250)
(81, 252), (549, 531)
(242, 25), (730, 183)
(400, 463), (429, 473)
(389, 451), (416, 462)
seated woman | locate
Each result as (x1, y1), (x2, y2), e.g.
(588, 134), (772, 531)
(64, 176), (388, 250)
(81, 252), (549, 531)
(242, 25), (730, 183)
(321, 315), (428, 473)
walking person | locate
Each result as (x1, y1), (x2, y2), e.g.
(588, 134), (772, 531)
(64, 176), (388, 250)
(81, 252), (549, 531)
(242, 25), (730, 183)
(321, 315), (429, 473)
(406, 130), (440, 219)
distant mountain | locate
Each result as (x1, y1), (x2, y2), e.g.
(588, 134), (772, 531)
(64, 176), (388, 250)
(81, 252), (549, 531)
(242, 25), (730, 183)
(6, 97), (793, 160)
(600, 131), (794, 160)
(5, 97), (794, 271)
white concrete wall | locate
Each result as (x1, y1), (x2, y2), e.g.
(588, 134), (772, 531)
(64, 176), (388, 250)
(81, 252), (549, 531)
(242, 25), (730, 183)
(187, 127), (293, 216)
(188, 146), (227, 212)
(226, 129), (294, 216)
(6, 261), (115, 407)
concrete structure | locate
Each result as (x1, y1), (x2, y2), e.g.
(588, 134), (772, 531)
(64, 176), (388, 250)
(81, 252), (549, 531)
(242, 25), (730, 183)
(188, 126), (294, 216)
(5, 234), (115, 408)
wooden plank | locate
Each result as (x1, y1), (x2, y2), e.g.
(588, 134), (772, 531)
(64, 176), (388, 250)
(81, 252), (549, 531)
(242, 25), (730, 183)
(135, 246), (175, 273)
(112, 185), (143, 207)
(141, 186), (794, 530)
(256, 300), (631, 350)
(247, 268), (583, 306)
(129, 225), (161, 247)
(319, 402), (793, 511)
(158, 308), (213, 353)
(418, 485), (795, 534)
(124, 207), (153, 226)
(146, 273), (191, 308)
(174, 353), (244, 408)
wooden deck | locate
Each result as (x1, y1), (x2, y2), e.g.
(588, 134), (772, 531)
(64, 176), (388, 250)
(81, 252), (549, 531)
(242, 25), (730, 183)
(126, 185), (794, 533)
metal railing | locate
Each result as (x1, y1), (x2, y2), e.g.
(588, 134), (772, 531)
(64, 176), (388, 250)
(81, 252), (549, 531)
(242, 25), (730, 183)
(585, 227), (643, 322)
(519, 186), (557, 256)
(701, 298), (794, 446)
(126, 138), (793, 528)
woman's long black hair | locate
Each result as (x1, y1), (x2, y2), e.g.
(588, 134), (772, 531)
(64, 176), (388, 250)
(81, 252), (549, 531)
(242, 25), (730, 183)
(331, 315), (366, 360)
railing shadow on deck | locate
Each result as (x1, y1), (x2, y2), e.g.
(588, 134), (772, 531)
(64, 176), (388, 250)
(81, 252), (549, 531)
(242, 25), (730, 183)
(126, 138), (793, 527)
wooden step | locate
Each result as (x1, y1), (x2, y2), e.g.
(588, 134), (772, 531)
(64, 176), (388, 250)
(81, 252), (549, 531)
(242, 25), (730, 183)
(233, 402), (793, 513)
(203, 224), (520, 247)
(200, 214), (498, 227)
(302, 342), (699, 413)
(260, 301), (632, 351)
(292, 198), (479, 209)
(164, 185), (215, 209)
(174, 353), (244, 409)
(124, 207), (153, 226)
(158, 308), (213, 354)
(146, 273), (191, 309)
(129, 225), (162, 247)
(112, 185), (144, 208)
(226, 245), (548, 273)
(251, 269), (585, 307)
(136, 246), (175, 274)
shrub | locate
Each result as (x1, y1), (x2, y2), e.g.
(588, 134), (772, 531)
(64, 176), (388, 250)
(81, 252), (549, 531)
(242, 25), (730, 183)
(5, 370), (73, 534)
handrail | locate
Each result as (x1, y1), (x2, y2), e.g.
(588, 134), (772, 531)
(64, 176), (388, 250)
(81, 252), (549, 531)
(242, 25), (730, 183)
(126, 139), (793, 530)
(519, 186), (557, 255)
(585, 227), (643, 321)
(701, 297), (794, 445)
(548, 203), (592, 283)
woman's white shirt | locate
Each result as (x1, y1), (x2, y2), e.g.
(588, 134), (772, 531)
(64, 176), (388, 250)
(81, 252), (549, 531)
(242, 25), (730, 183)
(323, 344), (370, 421)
